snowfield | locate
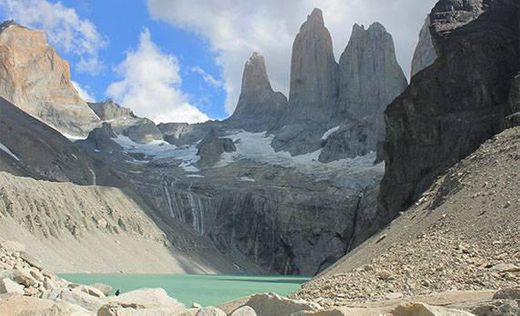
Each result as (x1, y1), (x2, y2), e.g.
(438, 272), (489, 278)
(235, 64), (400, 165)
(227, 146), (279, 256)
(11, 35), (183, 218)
(109, 130), (383, 177)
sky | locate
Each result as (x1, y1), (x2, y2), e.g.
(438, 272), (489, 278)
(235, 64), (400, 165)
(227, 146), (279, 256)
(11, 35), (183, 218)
(0, 0), (437, 124)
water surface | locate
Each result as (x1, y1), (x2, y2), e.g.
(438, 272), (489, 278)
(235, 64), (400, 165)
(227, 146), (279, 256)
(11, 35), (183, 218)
(60, 274), (309, 307)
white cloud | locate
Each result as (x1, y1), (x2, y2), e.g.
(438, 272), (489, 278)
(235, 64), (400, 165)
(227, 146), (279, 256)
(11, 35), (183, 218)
(0, 0), (106, 75)
(106, 29), (210, 124)
(192, 66), (224, 88)
(72, 81), (95, 102)
(147, 0), (437, 114)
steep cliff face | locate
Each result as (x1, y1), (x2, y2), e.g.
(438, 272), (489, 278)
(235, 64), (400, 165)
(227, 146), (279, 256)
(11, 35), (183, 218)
(411, 16), (438, 77)
(378, 0), (520, 224)
(287, 9), (338, 123)
(0, 21), (98, 135)
(321, 23), (407, 162)
(338, 23), (407, 125)
(226, 52), (288, 132)
(133, 159), (383, 275)
(88, 100), (163, 144)
(271, 9), (339, 155)
(88, 100), (136, 121)
(0, 97), (113, 185)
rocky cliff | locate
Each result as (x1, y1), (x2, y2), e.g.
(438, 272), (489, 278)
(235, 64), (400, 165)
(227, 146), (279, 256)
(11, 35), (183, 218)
(225, 52), (288, 132)
(272, 10), (407, 158)
(320, 23), (407, 162)
(0, 21), (99, 135)
(378, 0), (520, 225)
(287, 9), (338, 123)
(411, 15), (438, 77)
(295, 126), (520, 312)
(0, 97), (114, 185)
(271, 9), (338, 155)
(88, 100), (163, 144)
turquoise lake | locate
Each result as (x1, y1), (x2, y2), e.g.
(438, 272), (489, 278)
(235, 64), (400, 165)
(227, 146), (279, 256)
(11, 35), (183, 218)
(59, 274), (310, 307)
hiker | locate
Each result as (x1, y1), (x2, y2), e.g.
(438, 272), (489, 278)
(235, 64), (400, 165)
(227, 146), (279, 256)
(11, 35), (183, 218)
(115, 289), (121, 296)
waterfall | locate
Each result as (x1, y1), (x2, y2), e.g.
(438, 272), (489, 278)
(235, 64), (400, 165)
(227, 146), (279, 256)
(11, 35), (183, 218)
(161, 177), (176, 218)
(161, 177), (184, 221)
(187, 183), (204, 235)
(161, 177), (205, 236)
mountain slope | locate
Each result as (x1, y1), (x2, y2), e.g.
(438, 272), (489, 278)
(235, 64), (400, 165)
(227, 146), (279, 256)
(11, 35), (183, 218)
(0, 97), (108, 185)
(378, 0), (520, 225)
(0, 171), (258, 274)
(294, 126), (520, 306)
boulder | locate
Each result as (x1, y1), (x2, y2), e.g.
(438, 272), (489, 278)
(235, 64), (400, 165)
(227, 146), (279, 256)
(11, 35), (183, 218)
(91, 283), (113, 296)
(175, 308), (200, 316)
(231, 306), (257, 316)
(60, 287), (106, 312)
(296, 307), (384, 315)
(0, 278), (24, 295)
(245, 293), (320, 316)
(471, 299), (520, 316)
(493, 287), (520, 300)
(12, 268), (37, 287)
(108, 288), (185, 312)
(391, 302), (475, 316)
(98, 301), (186, 316)
(80, 285), (106, 298)
(196, 306), (227, 316)
(488, 263), (520, 273)
(0, 295), (76, 316)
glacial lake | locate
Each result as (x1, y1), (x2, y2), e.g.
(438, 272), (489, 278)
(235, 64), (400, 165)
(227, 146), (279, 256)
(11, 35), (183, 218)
(59, 274), (309, 307)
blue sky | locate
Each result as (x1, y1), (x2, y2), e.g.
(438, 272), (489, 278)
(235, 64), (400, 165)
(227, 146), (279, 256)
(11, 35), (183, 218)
(0, 0), (438, 124)
(55, 0), (227, 120)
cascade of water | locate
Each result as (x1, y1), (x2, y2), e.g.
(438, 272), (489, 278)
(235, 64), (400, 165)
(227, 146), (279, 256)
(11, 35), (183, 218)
(170, 181), (184, 222)
(161, 177), (176, 218)
(187, 182), (204, 235)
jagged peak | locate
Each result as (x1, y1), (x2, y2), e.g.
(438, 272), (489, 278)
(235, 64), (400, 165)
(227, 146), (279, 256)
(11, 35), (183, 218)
(351, 22), (388, 36)
(246, 51), (265, 66)
(0, 20), (21, 33)
(240, 51), (271, 96)
(308, 8), (324, 25)
(299, 8), (325, 32)
(367, 22), (386, 33)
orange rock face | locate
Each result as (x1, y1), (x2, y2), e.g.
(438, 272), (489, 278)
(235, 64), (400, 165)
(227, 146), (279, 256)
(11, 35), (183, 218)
(0, 21), (99, 135)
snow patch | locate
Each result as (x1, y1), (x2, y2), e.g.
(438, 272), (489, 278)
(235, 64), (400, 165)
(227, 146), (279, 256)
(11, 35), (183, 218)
(321, 126), (340, 140)
(187, 174), (205, 178)
(239, 176), (255, 182)
(216, 131), (379, 177)
(113, 135), (201, 172)
(0, 143), (19, 161)
(61, 133), (88, 142)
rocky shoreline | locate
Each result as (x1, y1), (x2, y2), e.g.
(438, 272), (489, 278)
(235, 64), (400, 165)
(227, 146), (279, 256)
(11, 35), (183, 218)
(0, 240), (518, 315)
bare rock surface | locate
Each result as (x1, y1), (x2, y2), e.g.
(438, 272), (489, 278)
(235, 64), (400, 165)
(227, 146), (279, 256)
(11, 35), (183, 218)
(378, 0), (520, 224)
(411, 15), (438, 77)
(0, 97), (110, 185)
(294, 127), (520, 309)
(0, 21), (98, 135)
(225, 52), (287, 132)
(244, 293), (321, 316)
